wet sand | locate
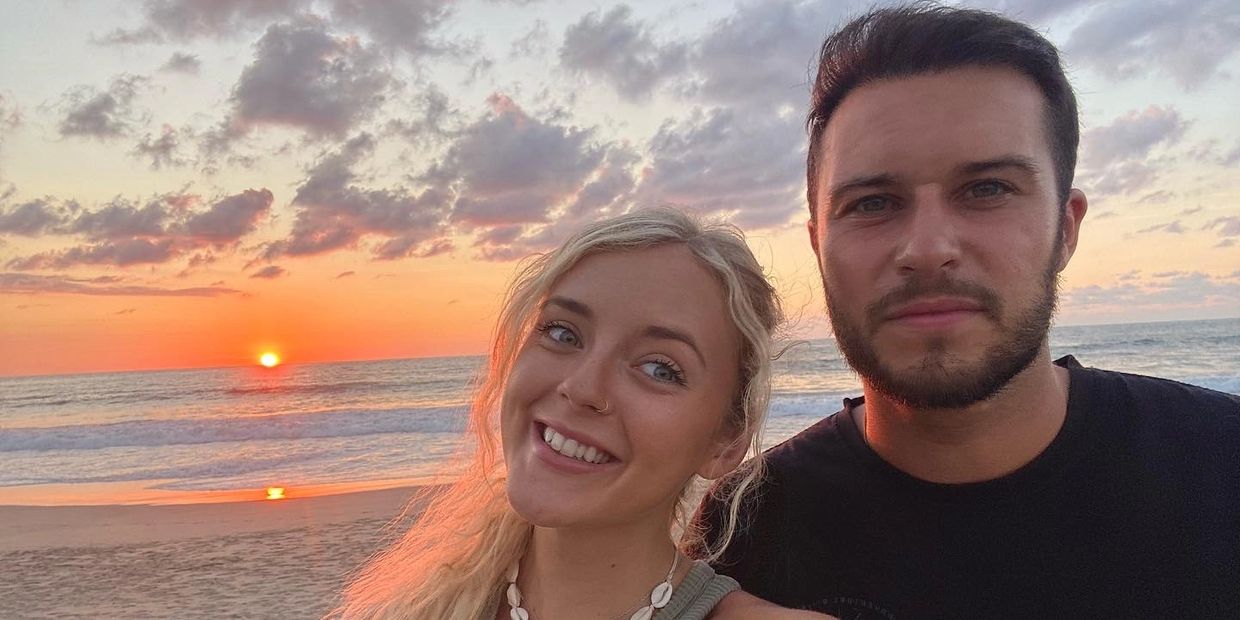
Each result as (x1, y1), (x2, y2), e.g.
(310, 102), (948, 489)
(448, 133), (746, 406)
(0, 486), (421, 619)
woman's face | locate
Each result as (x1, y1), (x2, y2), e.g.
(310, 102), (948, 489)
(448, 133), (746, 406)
(501, 244), (745, 529)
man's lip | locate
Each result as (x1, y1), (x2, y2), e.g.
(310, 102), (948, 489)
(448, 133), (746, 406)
(886, 298), (985, 320)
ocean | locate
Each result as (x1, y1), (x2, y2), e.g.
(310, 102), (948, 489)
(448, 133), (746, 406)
(2, 318), (1236, 506)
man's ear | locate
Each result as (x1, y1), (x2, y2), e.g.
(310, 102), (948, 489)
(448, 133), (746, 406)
(807, 217), (821, 257)
(697, 429), (752, 481)
(1057, 188), (1088, 272)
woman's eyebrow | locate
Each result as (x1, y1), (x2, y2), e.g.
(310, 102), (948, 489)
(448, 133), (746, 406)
(543, 296), (591, 318)
(642, 325), (706, 369)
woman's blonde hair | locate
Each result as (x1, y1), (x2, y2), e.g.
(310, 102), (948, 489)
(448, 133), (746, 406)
(335, 207), (784, 619)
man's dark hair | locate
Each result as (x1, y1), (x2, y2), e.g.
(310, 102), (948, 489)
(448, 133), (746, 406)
(806, 3), (1079, 216)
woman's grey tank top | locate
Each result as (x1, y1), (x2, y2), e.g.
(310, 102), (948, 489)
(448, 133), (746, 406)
(481, 560), (739, 620)
(656, 560), (740, 619)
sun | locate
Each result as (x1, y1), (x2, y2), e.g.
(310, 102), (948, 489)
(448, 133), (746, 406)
(265, 487), (286, 500)
(259, 352), (280, 368)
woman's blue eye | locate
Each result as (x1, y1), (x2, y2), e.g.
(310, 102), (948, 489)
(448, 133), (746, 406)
(640, 360), (685, 385)
(539, 323), (579, 346)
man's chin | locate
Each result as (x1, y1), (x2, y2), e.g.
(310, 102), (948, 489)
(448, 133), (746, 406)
(868, 360), (1006, 409)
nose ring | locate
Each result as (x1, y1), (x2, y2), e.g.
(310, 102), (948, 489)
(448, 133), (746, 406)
(590, 400), (610, 414)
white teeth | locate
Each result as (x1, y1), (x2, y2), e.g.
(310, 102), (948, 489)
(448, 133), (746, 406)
(541, 426), (611, 464)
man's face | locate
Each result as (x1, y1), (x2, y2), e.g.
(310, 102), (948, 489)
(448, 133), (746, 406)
(808, 66), (1085, 409)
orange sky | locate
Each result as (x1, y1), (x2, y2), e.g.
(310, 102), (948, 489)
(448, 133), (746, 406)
(1, 1), (1237, 377)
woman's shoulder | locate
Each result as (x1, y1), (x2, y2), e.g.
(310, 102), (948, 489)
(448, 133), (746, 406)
(707, 590), (836, 620)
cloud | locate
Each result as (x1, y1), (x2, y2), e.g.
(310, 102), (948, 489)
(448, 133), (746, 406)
(335, 270), (355, 278)
(94, 27), (166, 46)
(511, 20), (550, 58)
(429, 94), (618, 228)
(57, 74), (149, 140)
(1078, 106), (1187, 196)
(388, 83), (462, 145)
(250, 265), (287, 279)
(967, 0), (1089, 23)
(115, 308), (138, 315)
(0, 199), (71, 236)
(5, 189), (272, 269)
(101, 0), (459, 61)
(328, 0), (455, 56)
(112, 0), (307, 42)
(1136, 220), (1185, 234)
(0, 93), (20, 145)
(559, 6), (688, 101)
(1204, 216), (1240, 237)
(1063, 0), (1240, 89)
(132, 125), (193, 169)
(183, 189), (275, 242)
(635, 106), (804, 229)
(419, 94), (639, 260)
(1223, 140), (1240, 167)
(1137, 190), (1175, 205)
(259, 134), (450, 260)
(160, 52), (202, 74)
(8, 239), (179, 270)
(227, 19), (394, 139)
(1061, 271), (1240, 314)
(0, 273), (242, 297)
(689, 1), (847, 111)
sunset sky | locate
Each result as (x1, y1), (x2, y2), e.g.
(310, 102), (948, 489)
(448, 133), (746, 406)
(1, 0), (1237, 377)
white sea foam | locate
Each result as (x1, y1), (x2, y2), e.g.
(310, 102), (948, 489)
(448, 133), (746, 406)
(0, 406), (467, 453)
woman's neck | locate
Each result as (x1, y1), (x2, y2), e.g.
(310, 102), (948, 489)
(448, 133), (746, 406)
(513, 520), (682, 620)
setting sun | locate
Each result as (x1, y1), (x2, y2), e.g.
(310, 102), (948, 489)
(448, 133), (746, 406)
(259, 353), (280, 368)
(265, 487), (285, 500)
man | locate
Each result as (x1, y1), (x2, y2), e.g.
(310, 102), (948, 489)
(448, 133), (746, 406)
(698, 5), (1240, 619)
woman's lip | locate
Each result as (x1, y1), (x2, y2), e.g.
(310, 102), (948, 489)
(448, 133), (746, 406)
(530, 423), (620, 473)
(535, 420), (617, 460)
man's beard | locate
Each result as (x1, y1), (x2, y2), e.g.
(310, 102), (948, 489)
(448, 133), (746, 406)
(824, 253), (1060, 410)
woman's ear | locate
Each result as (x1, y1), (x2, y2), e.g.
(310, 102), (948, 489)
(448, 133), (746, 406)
(696, 428), (752, 480)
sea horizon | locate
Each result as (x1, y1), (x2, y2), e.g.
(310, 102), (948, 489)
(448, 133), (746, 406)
(4, 315), (1238, 380)
(3, 316), (1237, 507)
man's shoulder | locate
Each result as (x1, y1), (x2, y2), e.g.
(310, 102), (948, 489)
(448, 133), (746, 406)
(1064, 356), (1239, 415)
(763, 408), (854, 470)
(1062, 357), (1239, 445)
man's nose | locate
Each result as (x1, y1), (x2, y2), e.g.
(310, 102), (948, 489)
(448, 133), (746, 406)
(893, 188), (962, 276)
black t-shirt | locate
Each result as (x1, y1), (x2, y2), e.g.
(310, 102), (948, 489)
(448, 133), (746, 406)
(698, 357), (1240, 620)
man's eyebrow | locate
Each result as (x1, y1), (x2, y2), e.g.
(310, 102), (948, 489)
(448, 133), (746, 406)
(828, 173), (899, 206)
(957, 156), (1041, 176)
(543, 296), (591, 318)
(642, 325), (706, 368)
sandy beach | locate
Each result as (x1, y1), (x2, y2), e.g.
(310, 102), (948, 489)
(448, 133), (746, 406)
(0, 486), (421, 619)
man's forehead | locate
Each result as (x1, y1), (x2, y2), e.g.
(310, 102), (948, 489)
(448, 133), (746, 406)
(817, 67), (1053, 182)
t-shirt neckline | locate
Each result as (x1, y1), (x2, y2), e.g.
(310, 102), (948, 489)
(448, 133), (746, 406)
(834, 355), (1092, 502)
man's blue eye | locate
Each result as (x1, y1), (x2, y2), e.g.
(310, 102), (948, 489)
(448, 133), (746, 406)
(853, 196), (890, 214)
(968, 181), (1011, 199)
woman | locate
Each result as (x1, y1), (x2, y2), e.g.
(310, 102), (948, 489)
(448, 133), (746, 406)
(337, 208), (829, 619)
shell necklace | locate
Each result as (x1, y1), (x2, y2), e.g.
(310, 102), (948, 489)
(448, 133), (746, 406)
(504, 552), (679, 620)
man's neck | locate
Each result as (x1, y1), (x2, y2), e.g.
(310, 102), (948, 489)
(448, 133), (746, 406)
(855, 349), (1071, 484)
